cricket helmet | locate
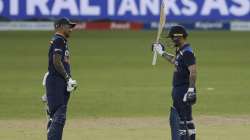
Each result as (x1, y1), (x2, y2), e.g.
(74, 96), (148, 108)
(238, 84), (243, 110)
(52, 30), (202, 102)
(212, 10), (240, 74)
(54, 17), (76, 29)
(167, 25), (188, 38)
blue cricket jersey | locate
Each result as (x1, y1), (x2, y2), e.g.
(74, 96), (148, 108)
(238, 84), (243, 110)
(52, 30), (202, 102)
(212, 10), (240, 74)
(173, 44), (196, 87)
(48, 34), (71, 78)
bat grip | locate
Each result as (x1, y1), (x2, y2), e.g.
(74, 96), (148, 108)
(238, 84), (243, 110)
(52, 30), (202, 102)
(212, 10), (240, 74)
(152, 50), (158, 66)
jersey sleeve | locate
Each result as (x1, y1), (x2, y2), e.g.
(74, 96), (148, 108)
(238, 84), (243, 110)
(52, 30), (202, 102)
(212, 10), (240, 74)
(183, 51), (196, 66)
(51, 38), (65, 55)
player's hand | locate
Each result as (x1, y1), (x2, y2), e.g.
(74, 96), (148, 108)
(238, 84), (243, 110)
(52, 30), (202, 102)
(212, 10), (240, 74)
(152, 43), (165, 56)
(183, 88), (196, 105)
(41, 94), (47, 103)
(67, 78), (77, 92)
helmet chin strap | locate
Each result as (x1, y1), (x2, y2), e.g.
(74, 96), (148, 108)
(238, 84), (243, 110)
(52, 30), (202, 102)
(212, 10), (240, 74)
(173, 37), (181, 47)
(173, 36), (187, 48)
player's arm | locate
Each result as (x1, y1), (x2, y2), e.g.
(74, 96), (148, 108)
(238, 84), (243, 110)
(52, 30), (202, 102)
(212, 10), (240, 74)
(53, 54), (70, 81)
(53, 54), (77, 92)
(162, 52), (175, 64)
(188, 64), (197, 88)
(183, 64), (197, 105)
(52, 38), (70, 81)
(183, 51), (197, 105)
(152, 43), (175, 64)
(52, 39), (77, 92)
(183, 51), (197, 88)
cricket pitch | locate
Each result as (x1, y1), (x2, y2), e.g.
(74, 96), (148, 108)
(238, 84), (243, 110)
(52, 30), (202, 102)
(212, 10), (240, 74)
(0, 116), (250, 140)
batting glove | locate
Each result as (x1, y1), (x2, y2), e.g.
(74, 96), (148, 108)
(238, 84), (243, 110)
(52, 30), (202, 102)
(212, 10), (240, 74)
(152, 43), (165, 56)
(41, 94), (47, 103)
(183, 88), (196, 105)
(67, 78), (77, 92)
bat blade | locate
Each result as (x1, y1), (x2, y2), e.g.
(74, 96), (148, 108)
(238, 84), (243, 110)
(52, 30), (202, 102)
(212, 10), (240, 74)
(156, 0), (166, 43)
(152, 0), (166, 66)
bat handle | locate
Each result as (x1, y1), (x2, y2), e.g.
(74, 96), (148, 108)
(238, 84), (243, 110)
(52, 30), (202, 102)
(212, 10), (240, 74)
(152, 50), (158, 66)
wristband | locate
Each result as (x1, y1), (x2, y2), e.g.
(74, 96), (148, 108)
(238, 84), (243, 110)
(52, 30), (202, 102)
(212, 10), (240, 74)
(188, 88), (194, 92)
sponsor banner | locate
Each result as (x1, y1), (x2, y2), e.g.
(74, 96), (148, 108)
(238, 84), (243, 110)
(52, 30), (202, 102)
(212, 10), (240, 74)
(76, 22), (143, 30)
(230, 21), (250, 31)
(194, 22), (230, 30)
(145, 22), (230, 30)
(0, 21), (144, 30)
(3, 21), (250, 31)
(148, 22), (179, 29)
(0, 0), (249, 22)
(0, 22), (53, 30)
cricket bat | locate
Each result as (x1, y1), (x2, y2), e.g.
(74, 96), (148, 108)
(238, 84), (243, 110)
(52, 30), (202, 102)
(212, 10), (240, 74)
(152, 0), (166, 66)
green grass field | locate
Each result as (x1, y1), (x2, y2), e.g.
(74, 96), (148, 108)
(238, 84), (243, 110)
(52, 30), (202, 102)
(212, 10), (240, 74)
(0, 30), (250, 140)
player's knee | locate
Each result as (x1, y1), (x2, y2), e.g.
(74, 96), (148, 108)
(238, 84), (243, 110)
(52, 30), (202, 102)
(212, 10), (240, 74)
(169, 107), (181, 140)
(53, 105), (67, 125)
(179, 124), (188, 140)
(47, 105), (66, 140)
(54, 114), (66, 125)
(187, 121), (196, 140)
(169, 107), (196, 140)
(180, 120), (196, 140)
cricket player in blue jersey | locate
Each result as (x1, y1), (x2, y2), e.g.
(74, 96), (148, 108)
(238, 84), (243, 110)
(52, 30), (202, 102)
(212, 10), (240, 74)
(45, 17), (77, 140)
(152, 25), (197, 140)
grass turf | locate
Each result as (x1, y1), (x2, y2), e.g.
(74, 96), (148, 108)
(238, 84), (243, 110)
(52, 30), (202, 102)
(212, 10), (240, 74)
(0, 30), (249, 119)
(1, 117), (250, 140)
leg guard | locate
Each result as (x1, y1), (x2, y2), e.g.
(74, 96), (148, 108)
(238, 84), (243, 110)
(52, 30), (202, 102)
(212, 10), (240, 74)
(179, 122), (189, 140)
(170, 107), (181, 140)
(47, 118), (52, 130)
(48, 105), (67, 140)
(46, 108), (52, 130)
(180, 120), (196, 140)
(187, 121), (196, 140)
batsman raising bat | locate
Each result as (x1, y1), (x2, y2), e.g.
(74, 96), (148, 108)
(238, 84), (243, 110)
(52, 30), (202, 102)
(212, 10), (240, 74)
(152, 0), (166, 66)
(152, 25), (197, 140)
